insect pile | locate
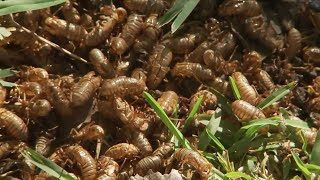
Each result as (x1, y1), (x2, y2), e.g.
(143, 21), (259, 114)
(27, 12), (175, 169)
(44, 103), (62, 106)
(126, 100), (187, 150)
(0, 0), (319, 179)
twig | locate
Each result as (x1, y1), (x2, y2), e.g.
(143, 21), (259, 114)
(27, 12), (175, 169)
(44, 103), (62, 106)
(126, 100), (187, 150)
(8, 14), (88, 63)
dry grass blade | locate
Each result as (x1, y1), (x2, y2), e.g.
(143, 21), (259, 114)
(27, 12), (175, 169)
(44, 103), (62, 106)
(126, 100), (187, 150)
(0, 27), (12, 40)
(8, 15), (88, 63)
(217, 151), (234, 172)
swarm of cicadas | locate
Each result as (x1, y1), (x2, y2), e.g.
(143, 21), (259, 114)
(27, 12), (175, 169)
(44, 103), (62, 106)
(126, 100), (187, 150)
(0, 0), (320, 179)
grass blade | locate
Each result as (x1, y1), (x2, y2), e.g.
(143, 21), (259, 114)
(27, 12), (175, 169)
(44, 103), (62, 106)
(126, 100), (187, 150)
(310, 130), (320, 166)
(228, 126), (261, 154)
(204, 108), (222, 135)
(0, 79), (17, 87)
(279, 107), (290, 132)
(284, 119), (309, 129)
(228, 76), (241, 100)
(249, 143), (282, 153)
(0, 0), (61, 7)
(206, 108), (222, 135)
(291, 175), (301, 180)
(214, 120), (240, 148)
(305, 163), (320, 174)
(299, 130), (308, 152)
(171, 0), (200, 33)
(208, 87), (235, 118)
(182, 95), (203, 133)
(291, 150), (311, 179)
(206, 128), (225, 151)
(158, 0), (185, 27)
(199, 108), (222, 151)
(257, 81), (297, 109)
(22, 148), (75, 180)
(209, 168), (228, 180)
(144, 91), (191, 149)
(0, 68), (15, 78)
(225, 172), (252, 180)
(0, 0), (66, 16)
(280, 107), (290, 120)
(248, 135), (294, 153)
(282, 158), (291, 180)
(203, 151), (217, 162)
(241, 118), (279, 129)
(0, 68), (17, 87)
(279, 108), (308, 146)
(199, 131), (211, 151)
(217, 152), (234, 172)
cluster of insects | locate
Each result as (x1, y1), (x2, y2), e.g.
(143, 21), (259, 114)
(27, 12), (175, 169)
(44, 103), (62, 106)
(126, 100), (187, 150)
(0, 0), (319, 179)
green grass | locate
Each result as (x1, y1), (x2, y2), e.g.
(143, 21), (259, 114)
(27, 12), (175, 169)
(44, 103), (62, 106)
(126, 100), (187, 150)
(225, 172), (252, 180)
(18, 81), (319, 179)
(0, 0), (66, 88)
(0, 0), (66, 16)
(182, 95), (203, 133)
(199, 108), (223, 151)
(144, 91), (192, 149)
(258, 81), (297, 109)
(143, 88), (318, 179)
(241, 117), (280, 129)
(0, 68), (15, 78)
(229, 76), (241, 100)
(144, 91), (228, 178)
(158, 0), (200, 33)
(5, 0), (319, 179)
(311, 130), (320, 166)
(22, 148), (75, 180)
(291, 150), (312, 179)
(203, 79), (320, 178)
(0, 68), (17, 87)
(208, 87), (235, 118)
